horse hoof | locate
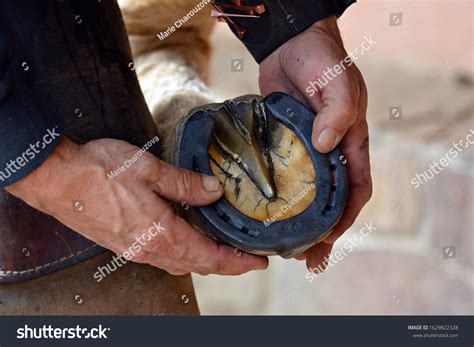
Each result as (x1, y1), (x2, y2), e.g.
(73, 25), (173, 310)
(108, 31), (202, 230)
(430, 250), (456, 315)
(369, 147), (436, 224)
(172, 92), (348, 258)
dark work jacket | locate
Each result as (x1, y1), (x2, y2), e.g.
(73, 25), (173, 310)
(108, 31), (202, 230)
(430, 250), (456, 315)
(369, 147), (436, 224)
(0, 0), (159, 282)
(217, 0), (356, 63)
(0, 0), (354, 282)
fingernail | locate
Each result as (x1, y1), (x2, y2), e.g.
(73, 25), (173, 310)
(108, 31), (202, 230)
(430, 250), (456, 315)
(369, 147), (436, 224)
(317, 128), (338, 151)
(202, 176), (221, 192)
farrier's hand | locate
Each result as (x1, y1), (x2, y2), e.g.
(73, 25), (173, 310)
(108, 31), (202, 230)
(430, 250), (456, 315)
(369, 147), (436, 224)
(6, 137), (268, 276)
(259, 16), (372, 270)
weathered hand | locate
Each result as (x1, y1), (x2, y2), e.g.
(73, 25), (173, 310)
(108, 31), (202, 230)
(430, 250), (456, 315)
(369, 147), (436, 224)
(6, 137), (268, 276)
(259, 16), (372, 271)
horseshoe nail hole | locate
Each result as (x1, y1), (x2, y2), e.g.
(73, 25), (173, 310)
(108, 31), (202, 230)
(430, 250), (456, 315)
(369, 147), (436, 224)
(241, 227), (260, 237)
(321, 204), (333, 216)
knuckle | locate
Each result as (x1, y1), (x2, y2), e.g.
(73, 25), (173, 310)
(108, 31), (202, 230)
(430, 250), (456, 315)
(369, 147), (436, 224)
(362, 168), (373, 204)
(150, 235), (172, 255)
(212, 258), (223, 274)
(168, 244), (187, 260)
(195, 253), (209, 266)
(358, 120), (369, 133)
(338, 106), (357, 126)
(152, 178), (163, 196)
(190, 245), (218, 270)
(345, 206), (359, 227)
(143, 158), (163, 184)
(353, 175), (372, 206)
(191, 248), (211, 265)
(177, 169), (195, 197)
(160, 205), (176, 223)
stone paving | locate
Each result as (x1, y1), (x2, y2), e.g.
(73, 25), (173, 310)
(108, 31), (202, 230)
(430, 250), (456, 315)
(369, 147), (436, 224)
(191, 2), (473, 315)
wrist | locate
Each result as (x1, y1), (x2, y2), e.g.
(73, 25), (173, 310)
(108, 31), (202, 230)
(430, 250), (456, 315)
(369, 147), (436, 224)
(5, 137), (84, 214)
(309, 16), (343, 46)
(311, 16), (338, 33)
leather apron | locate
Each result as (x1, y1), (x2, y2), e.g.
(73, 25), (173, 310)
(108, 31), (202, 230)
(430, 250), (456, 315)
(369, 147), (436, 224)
(0, 0), (198, 314)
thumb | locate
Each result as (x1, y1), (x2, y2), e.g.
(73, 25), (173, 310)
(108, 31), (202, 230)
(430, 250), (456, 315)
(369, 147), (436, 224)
(306, 76), (361, 153)
(279, 51), (360, 153)
(152, 161), (223, 206)
(311, 96), (358, 153)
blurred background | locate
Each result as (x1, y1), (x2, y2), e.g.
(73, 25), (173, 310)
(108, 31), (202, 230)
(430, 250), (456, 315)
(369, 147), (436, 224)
(192, 0), (474, 314)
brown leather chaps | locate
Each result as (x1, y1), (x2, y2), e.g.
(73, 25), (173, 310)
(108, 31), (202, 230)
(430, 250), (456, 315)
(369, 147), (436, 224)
(0, 0), (198, 315)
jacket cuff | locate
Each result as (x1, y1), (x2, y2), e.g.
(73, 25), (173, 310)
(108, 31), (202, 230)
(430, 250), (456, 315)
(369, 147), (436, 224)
(0, 33), (63, 189)
(217, 0), (356, 63)
(0, 100), (63, 189)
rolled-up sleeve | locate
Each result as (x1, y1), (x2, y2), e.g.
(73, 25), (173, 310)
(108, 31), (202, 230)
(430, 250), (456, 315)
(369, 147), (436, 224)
(0, 4), (63, 188)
